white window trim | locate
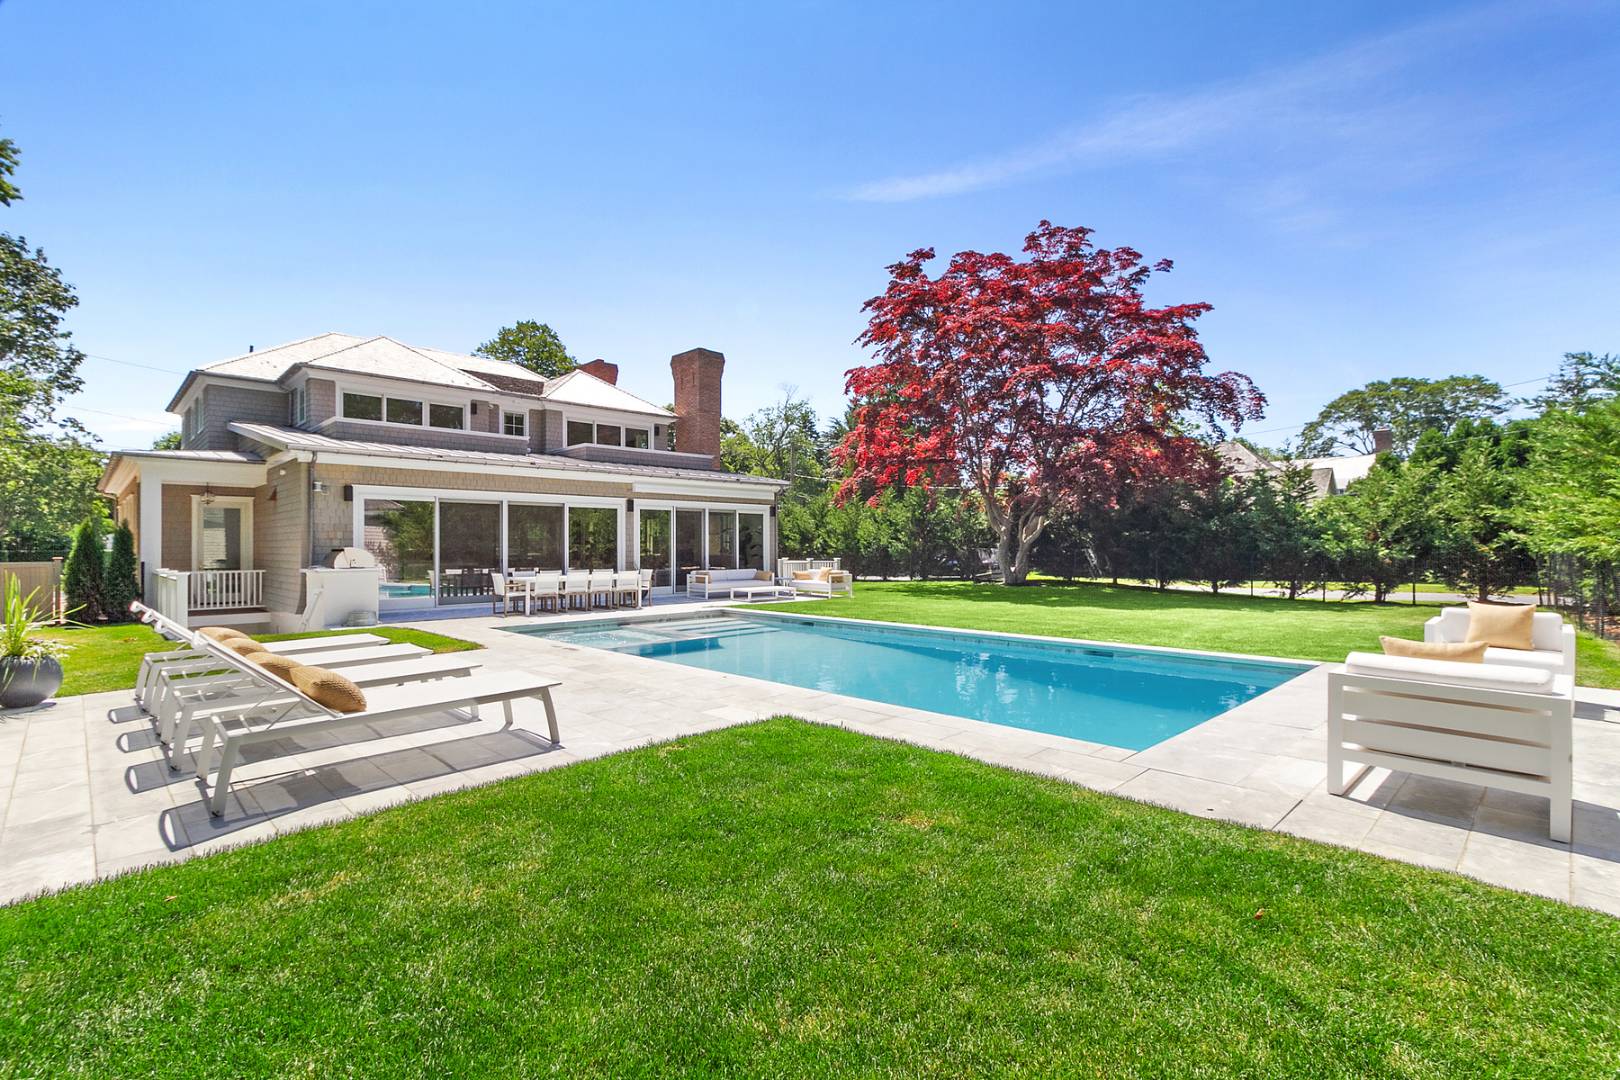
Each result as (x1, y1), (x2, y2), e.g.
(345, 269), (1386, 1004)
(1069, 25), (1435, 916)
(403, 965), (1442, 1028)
(331, 383), (525, 439)
(631, 500), (773, 588)
(190, 494), (255, 572)
(502, 410), (527, 438)
(563, 417), (653, 448)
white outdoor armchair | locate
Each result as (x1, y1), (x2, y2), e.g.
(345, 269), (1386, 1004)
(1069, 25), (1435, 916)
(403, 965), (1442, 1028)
(1423, 606), (1575, 677)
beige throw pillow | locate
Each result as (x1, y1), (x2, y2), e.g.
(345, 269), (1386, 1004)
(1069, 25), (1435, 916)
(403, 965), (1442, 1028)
(252, 653), (306, 681)
(792, 570), (815, 581)
(197, 626), (248, 643)
(225, 638), (271, 658)
(290, 665), (367, 713)
(1379, 636), (1488, 663)
(1464, 602), (1535, 651)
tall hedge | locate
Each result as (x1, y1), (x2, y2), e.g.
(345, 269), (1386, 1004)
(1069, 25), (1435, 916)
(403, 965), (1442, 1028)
(103, 521), (138, 621)
(62, 516), (105, 622)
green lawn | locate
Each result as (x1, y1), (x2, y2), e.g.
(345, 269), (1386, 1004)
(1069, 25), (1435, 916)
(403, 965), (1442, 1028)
(38, 623), (481, 697)
(762, 580), (1620, 688)
(0, 719), (1613, 1078)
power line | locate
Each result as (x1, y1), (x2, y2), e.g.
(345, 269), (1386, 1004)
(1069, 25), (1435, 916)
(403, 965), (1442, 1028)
(81, 352), (188, 375)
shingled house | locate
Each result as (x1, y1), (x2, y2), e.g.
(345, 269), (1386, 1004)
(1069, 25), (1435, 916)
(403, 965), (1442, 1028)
(99, 333), (785, 628)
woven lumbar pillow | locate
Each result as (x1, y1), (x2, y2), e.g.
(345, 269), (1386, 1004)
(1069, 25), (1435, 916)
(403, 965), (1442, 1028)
(1380, 636), (1488, 663)
(754, 570), (773, 581)
(1464, 601), (1536, 651)
(225, 638), (271, 658)
(290, 665), (367, 713)
(792, 570), (815, 581)
(198, 626), (249, 642)
(251, 653), (306, 681)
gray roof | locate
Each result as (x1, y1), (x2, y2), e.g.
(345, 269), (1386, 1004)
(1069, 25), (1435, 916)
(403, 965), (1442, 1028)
(169, 332), (674, 419)
(229, 422), (786, 488)
(110, 449), (264, 463)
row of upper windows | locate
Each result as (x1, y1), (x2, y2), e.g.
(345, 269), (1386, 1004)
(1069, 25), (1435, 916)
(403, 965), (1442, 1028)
(566, 419), (652, 449)
(280, 385), (658, 449)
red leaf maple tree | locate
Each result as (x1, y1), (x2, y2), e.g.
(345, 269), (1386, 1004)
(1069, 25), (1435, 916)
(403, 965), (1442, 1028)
(834, 222), (1265, 583)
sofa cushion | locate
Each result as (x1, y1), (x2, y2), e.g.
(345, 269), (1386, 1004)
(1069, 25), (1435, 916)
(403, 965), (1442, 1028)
(1380, 636), (1486, 663)
(290, 665), (367, 713)
(1345, 651), (1556, 693)
(792, 570), (815, 581)
(1481, 646), (1566, 672)
(1464, 601), (1535, 650)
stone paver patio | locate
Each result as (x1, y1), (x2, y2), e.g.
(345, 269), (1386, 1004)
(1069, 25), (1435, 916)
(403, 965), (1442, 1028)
(3, 606), (1618, 914)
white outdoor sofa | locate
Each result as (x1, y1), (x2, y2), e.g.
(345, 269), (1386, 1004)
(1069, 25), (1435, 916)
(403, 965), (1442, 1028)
(1328, 651), (1574, 841)
(178, 634), (562, 815)
(1425, 606), (1575, 677)
(687, 568), (774, 598)
(786, 568), (853, 597)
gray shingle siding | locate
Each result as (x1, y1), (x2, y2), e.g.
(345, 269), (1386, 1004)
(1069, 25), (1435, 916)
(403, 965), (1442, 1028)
(318, 420), (531, 454)
(186, 384), (289, 451)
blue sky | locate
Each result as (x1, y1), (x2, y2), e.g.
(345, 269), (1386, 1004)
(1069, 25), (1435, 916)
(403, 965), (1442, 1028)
(2, 0), (1617, 450)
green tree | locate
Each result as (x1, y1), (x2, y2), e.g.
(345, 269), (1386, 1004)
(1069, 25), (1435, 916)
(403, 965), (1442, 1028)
(0, 126), (103, 558)
(62, 515), (106, 622)
(1247, 463), (1327, 599)
(1298, 376), (1507, 457)
(1518, 397), (1620, 563)
(1526, 351), (1620, 413)
(151, 431), (182, 450)
(474, 320), (576, 378)
(1429, 442), (1532, 600)
(1318, 458), (1437, 602)
(103, 520), (138, 620)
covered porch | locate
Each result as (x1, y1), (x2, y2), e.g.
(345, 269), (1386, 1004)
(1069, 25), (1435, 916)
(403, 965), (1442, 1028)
(100, 449), (281, 632)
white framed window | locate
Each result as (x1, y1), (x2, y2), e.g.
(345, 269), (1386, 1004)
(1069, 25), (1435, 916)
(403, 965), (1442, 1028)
(503, 411), (526, 438)
(625, 428), (650, 449)
(342, 391), (384, 421)
(289, 386), (308, 426)
(386, 397), (424, 425)
(430, 403), (465, 430)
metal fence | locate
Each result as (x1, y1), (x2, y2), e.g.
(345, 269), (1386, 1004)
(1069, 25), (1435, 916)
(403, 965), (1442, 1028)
(1538, 554), (1620, 642)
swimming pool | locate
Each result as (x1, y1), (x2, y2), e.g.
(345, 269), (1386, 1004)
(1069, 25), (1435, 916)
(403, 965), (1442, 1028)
(511, 613), (1309, 751)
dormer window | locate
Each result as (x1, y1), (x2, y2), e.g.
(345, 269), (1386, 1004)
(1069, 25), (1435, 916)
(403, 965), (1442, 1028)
(342, 392), (384, 421)
(503, 411), (526, 438)
(429, 403), (465, 430)
(386, 398), (424, 425)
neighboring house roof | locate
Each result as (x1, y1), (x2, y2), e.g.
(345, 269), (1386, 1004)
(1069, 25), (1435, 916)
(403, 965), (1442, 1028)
(227, 422), (785, 487)
(1213, 440), (1379, 497)
(167, 332), (672, 418)
(1294, 453), (1378, 492)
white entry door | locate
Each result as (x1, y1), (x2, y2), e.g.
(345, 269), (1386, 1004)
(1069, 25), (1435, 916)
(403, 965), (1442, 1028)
(192, 496), (254, 571)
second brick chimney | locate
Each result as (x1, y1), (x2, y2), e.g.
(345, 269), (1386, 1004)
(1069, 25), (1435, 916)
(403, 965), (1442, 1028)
(670, 347), (724, 468)
(577, 358), (619, 385)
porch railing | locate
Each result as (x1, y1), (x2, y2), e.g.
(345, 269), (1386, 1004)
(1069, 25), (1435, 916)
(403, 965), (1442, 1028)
(150, 569), (191, 628)
(189, 569), (266, 611)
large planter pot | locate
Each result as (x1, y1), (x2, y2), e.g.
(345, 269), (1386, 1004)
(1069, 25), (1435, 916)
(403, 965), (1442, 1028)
(0, 656), (64, 709)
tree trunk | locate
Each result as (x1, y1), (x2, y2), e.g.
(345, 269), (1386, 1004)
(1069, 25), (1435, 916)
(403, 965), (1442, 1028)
(993, 509), (1047, 585)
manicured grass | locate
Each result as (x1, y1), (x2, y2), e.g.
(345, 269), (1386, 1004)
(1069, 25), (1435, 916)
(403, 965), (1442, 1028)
(762, 579), (1620, 688)
(38, 623), (481, 698)
(0, 719), (1614, 1077)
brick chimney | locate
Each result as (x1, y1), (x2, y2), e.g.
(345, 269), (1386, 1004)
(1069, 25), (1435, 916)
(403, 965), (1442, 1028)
(577, 358), (618, 385)
(670, 347), (724, 467)
(1372, 427), (1394, 454)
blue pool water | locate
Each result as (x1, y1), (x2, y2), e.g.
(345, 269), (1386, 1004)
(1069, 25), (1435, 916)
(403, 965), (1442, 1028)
(512, 613), (1308, 751)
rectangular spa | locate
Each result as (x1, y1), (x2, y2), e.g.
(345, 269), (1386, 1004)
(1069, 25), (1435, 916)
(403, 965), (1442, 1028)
(510, 612), (1310, 751)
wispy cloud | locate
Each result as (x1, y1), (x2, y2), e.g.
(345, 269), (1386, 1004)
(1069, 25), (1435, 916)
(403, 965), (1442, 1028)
(844, 3), (1535, 203)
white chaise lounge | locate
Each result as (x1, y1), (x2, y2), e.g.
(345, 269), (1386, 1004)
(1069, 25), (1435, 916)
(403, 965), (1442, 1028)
(1328, 651), (1574, 841)
(161, 651), (485, 768)
(179, 635), (562, 815)
(1425, 606), (1575, 676)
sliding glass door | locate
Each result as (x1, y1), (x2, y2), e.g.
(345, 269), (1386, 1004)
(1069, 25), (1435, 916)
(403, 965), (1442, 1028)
(507, 503), (563, 573)
(568, 506), (618, 571)
(362, 498), (435, 609)
(639, 510), (671, 588)
(674, 509), (704, 588)
(738, 512), (766, 571)
(438, 501), (500, 605)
